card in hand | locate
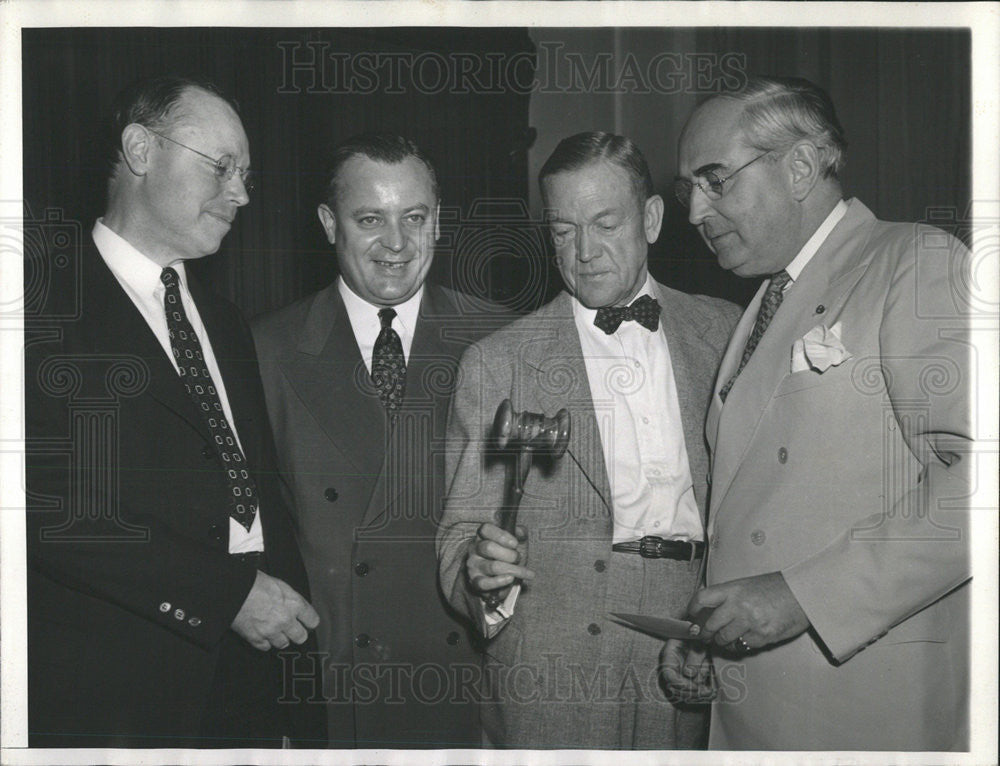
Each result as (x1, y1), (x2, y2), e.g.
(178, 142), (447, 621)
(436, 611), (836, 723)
(609, 612), (702, 640)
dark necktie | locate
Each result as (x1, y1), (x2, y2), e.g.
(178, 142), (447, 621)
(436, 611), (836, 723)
(372, 307), (406, 413)
(718, 269), (792, 403)
(593, 294), (661, 334)
(161, 267), (257, 532)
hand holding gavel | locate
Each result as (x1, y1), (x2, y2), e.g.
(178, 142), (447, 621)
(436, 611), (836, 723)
(465, 400), (570, 612)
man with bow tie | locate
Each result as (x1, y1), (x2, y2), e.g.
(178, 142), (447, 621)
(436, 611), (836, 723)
(437, 131), (741, 748)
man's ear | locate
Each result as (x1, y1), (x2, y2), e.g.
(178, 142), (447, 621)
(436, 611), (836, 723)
(317, 204), (337, 245)
(434, 200), (441, 242)
(787, 141), (824, 201)
(120, 124), (153, 177)
(643, 194), (664, 244)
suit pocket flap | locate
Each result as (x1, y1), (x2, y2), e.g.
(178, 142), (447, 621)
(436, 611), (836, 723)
(773, 369), (829, 397)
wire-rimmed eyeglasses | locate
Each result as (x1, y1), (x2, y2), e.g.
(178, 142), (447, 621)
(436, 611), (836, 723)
(145, 127), (255, 193)
(673, 151), (772, 208)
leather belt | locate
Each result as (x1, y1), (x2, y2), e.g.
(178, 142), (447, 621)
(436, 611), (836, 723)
(231, 550), (267, 570)
(611, 536), (705, 561)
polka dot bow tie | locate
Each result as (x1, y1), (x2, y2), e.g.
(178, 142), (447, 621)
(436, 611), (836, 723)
(593, 294), (661, 334)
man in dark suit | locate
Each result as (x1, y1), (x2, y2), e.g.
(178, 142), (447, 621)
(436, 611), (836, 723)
(25, 75), (323, 748)
(252, 134), (506, 747)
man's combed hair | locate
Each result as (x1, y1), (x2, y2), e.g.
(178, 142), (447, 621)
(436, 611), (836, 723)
(723, 75), (848, 179)
(539, 131), (655, 207)
(322, 133), (439, 206)
(106, 74), (239, 186)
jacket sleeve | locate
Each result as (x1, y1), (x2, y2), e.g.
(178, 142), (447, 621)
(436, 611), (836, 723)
(25, 333), (257, 651)
(781, 226), (972, 662)
(435, 340), (514, 637)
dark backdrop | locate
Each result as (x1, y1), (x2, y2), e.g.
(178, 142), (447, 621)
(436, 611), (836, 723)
(22, 27), (541, 317)
(22, 27), (971, 316)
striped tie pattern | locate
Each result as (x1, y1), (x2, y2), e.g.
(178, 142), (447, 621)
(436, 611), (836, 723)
(718, 270), (792, 403)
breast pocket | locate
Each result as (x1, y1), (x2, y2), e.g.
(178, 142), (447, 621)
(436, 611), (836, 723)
(773, 354), (864, 398)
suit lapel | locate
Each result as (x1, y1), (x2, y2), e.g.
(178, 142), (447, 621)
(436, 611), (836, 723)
(280, 285), (387, 477)
(706, 281), (765, 454)
(521, 293), (613, 516)
(710, 199), (879, 516)
(358, 285), (463, 530)
(187, 272), (261, 464)
(82, 247), (211, 443)
(654, 281), (715, 523)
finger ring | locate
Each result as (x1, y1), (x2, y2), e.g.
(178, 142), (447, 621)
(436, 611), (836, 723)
(733, 635), (752, 655)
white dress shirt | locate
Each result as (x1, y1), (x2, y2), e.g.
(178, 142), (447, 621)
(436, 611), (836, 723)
(338, 277), (423, 372)
(92, 220), (264, 554)
(573, 274), (703, 544)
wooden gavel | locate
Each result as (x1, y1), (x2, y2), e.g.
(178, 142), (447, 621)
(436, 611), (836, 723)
(483, 399), (570, 611)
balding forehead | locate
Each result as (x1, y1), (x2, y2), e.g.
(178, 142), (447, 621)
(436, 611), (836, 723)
(679, 99), (749, 170)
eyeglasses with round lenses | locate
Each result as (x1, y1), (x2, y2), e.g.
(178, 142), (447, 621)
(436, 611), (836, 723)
(673, 151), (772, 208)
(145, 127), (255, 193)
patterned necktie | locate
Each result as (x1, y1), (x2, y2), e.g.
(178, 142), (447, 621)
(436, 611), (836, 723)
(718, 270), (792, 403)
(161, 267), (257, 531)
(372, 307), (406, 413)
(593, 294), (661, 334)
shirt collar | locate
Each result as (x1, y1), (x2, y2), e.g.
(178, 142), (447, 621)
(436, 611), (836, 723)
(93, 218), (189, 294)
(783, 199), (849, 282)
(337, 276), (424, 336)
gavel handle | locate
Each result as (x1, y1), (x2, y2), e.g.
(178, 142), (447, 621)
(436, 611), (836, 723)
(483, 450), (531, 612)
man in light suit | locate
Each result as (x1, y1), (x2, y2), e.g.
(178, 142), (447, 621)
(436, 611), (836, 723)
(25, 75), (322, 748)
(437, 132), (741, 748)
(252, 134), (506, 747)
(662, 75), (971, 750)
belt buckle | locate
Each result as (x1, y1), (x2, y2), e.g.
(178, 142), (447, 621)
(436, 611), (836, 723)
(637, 535), (666, 558)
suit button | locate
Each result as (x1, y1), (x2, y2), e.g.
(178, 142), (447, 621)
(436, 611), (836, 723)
(587, 623), (601, 636)
(751, 530), (766, 546)
(354, 562), (369, 576)
(778, 447), (788, 464)
(159, 602), (171, 613)
(188, 617), (202, 627)
(173, 609), (185, 620)
(324, 487), (339, 502)
(815, 304), (826, 314)
(201, 446), (214, 460)
(354, 633), (371, 648)
(446, 631), (460, 645)
(594, 559), (606, 572)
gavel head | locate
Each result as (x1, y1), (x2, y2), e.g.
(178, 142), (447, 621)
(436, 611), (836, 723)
(493, 398), (571, 457)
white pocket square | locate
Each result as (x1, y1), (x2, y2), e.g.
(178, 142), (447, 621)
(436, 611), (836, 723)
(790, 321), (852, 373)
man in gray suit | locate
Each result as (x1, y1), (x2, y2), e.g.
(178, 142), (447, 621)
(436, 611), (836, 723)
(437, 132), (741, 748)
(252, 134), (507, 747)
(662, 75), (971, 751)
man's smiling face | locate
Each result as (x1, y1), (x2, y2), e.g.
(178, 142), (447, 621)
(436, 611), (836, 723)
(319, 155), (438, 306)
